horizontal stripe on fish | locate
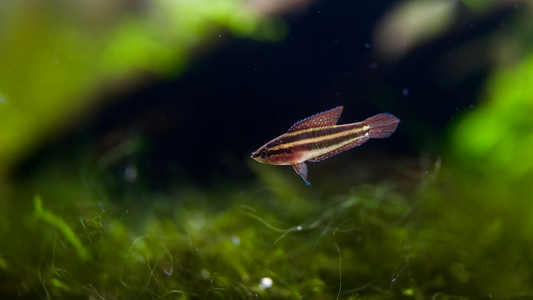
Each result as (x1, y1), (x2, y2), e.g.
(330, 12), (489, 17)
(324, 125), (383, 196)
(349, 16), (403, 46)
(267, 131), (369, 158)
(281, 122), (366, 144)
(266, 122), (369, 151)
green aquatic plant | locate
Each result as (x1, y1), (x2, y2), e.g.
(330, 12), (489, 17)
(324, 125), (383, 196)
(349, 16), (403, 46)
(450, 53), (533, 180)
(2, 140), (533, 299)
(33, 195), (90, 261)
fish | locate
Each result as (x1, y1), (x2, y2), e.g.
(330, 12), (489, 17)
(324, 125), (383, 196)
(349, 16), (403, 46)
(250, 106), (400, 185)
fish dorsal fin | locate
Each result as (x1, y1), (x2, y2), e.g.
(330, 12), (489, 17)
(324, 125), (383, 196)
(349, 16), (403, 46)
(288, 106), (344, 133)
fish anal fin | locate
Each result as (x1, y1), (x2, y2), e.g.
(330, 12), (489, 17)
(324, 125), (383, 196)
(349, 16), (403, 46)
(288, 106), (344, 133)
(308, 137), (370, 162)
(292, 162), (310, 185)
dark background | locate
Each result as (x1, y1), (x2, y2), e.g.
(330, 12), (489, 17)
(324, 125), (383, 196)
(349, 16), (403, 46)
(26, 0), (509, 188)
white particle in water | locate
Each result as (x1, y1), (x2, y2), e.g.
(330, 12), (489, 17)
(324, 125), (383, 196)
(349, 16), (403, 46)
(124, 164), (138, 182)
(232, 235), (240, 246)
(164, 267), (173, 276)
(200, 269), (210, 279)
(259, 277), (273, 290)
(188, 212), (206, 230)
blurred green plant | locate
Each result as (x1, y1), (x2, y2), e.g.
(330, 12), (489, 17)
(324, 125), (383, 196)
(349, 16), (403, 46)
(374, 0), (456, 60)
(450, 53), (533, 180)
(0, 148), (424, 298)
(34, 195), (90, 260)
(2, 145), (533, 299)
(0, 0), (287, 176)
(373, 0), (531, 64)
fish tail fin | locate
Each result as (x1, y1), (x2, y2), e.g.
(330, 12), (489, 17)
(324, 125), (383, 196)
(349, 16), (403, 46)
(365, 113), (400, 139)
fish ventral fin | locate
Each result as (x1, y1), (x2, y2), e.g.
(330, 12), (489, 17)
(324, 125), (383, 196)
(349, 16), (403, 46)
(292, 162), (310, 185)
(288, 106), (344, 133)
(307, 137), (370, 162)
(365, 113), (400, 138)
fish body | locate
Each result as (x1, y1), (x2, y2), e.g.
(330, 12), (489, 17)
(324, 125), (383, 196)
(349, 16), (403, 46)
(251, 106), (400, 185)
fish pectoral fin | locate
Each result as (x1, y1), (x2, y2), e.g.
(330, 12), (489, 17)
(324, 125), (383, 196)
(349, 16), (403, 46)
(292, 162), (310, 185)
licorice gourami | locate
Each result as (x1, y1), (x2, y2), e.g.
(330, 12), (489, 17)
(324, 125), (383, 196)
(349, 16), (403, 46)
(251, 106), (400, 185)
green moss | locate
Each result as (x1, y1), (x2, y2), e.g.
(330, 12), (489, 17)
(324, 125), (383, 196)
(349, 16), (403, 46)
(0, 149), (532, 299)
(33, 195), (90, 261)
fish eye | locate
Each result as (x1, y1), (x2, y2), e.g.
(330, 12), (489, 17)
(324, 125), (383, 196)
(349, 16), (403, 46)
(260, 150), (267, 158)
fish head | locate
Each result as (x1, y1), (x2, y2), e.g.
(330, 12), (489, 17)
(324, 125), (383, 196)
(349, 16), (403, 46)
(250, 146), (271, 164)
(251, 144), (290, 165)
(251, 141), (297, 165)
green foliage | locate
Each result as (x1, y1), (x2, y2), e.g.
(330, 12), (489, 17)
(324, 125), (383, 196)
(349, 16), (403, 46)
(0, 0), (287, 175)
(450, 53), (533, 180)
(33, 195), (90, 260)
(460, 0), (491, 12)
(2, 148), (533, 299)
